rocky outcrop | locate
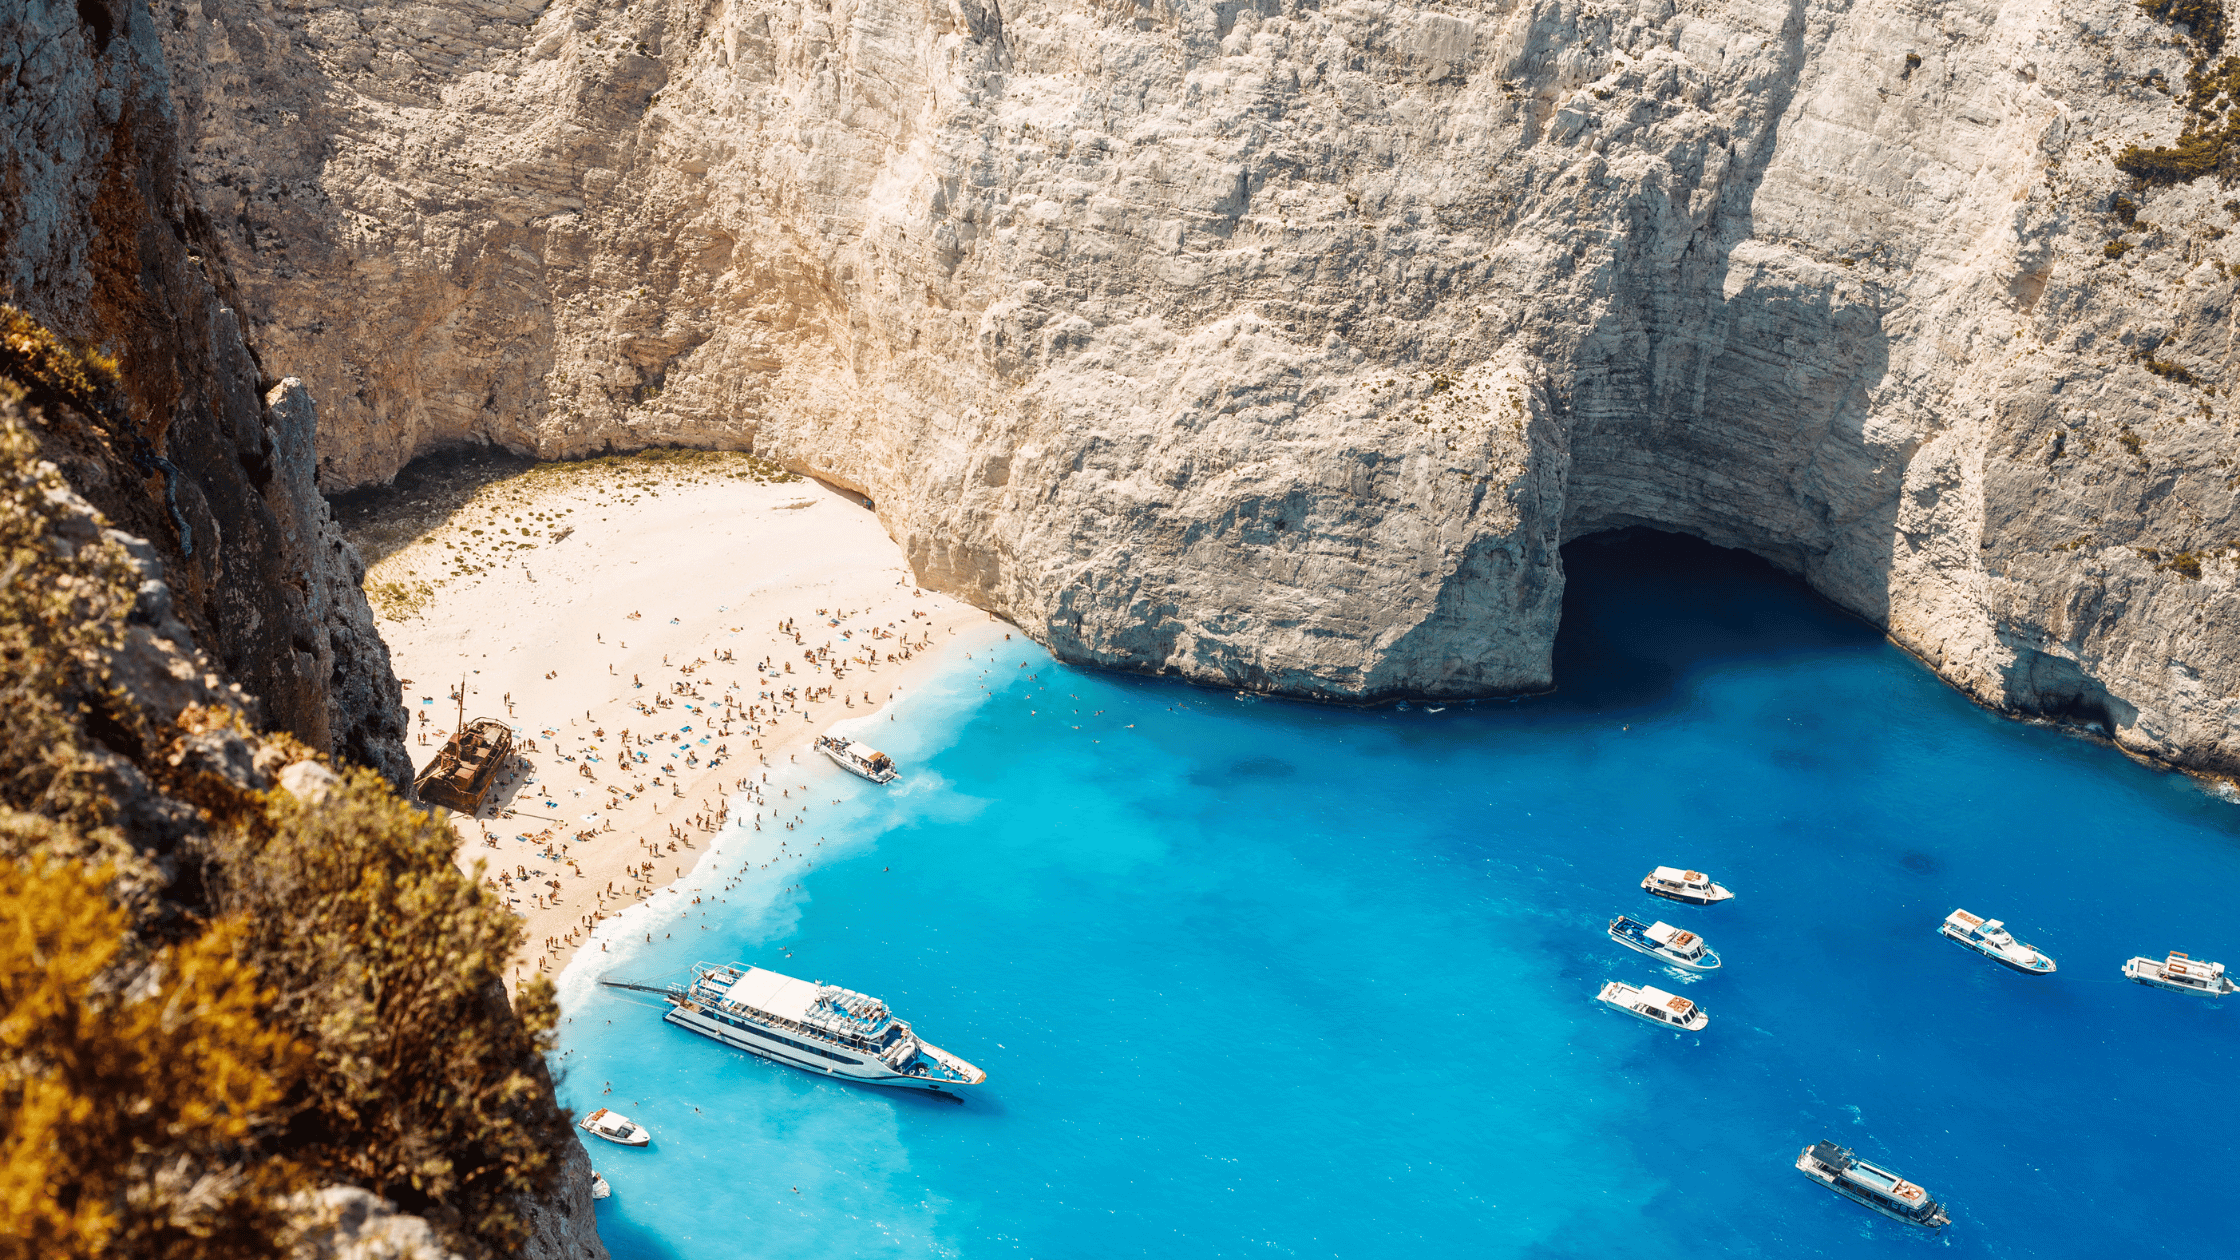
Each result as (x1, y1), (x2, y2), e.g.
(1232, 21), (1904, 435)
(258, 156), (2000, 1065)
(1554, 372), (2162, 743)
(509, 1139), (608, 1260)
(287, 1187), (463, 1260)
(3, 6), (600, 1256)
(155, 0), (2240, 772)
(2, 410), (606, 1260)
(0, 0), (409, 785)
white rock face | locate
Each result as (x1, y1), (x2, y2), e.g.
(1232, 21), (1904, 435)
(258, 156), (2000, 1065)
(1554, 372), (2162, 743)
(161, 0), (2240, 768)
(286, 1186), (461, 1260)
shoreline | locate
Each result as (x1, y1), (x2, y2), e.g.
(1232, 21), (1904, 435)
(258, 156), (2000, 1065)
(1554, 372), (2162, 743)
(349, 453), (1012, 992)
(536, 616), (1011, 988)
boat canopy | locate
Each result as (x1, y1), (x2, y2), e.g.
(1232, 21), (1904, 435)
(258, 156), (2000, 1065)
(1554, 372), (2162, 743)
(1944, 908), (1984, 929)
(1643, 922), (1696, 948)
(1845, 1163), (1896, 1189)
(718, 966), (825, 1022)
(1650, 866), (1695, 883)
(834, 738), (894, 768)
(699, 963), (897, 1038)
(1639, 985), (1690, 1013)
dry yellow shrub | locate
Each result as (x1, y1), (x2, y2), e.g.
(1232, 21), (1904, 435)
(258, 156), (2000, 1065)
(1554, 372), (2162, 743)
(0, 856), (304, 1260)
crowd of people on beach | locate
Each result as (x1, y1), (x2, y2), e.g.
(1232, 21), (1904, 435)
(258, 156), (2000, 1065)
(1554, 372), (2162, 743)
(439, 606), (964, 981)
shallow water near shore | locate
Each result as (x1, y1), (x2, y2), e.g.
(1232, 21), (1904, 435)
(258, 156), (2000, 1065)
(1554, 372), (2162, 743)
(554, 530), (2239, 1259)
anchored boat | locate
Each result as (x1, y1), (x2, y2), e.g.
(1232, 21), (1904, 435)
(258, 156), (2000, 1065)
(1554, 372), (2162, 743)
(2123, 950), (2235, 997)
(1939, 908), (2055, 975)
(1608, 916), (1721, 971)
(1796, 1141), (1949, 1229)
(1640, 866), (1734, 906)
(815, 733), (898, 784)
(413, 716), (513, 812)
(1595, 980), (1708, 1030)
(577, 1107), (649, 1147)
(603, 963), (985, 1093)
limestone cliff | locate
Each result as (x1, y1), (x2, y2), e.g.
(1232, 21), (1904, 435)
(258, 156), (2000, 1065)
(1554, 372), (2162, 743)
(162, 0), (2240, 773)
(0, 0), (407, 784)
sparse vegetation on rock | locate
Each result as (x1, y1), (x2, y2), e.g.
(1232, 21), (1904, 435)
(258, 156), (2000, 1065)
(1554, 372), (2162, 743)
(0, 397), (572, 1258)
(2118, 1), (2240, 183)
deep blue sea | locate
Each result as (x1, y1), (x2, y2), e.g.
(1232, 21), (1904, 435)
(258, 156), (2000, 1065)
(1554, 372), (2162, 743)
(554, 531), (2240, 1259)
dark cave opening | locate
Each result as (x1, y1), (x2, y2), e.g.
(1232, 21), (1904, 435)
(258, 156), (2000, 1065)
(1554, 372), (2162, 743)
(77, 0), (115, 53)
(1549, 528), (1881, 715)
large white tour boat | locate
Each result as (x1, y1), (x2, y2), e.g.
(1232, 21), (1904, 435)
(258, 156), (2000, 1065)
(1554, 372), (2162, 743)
(1608, 916), (1721, 971)
(604, 963), (985, 1093)
(1595, 980), (1709, 1030)
(1640, 866), (1734, 906)
(1939, 908), (2055, 975)
(1796, 1141), (1949, 1230)
(2122, 950), (2235, 997)
(815, 734), (898, 783)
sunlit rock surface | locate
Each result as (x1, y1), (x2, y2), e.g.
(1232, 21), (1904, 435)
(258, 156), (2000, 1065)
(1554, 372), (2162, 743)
(160, 0), (2240, 769)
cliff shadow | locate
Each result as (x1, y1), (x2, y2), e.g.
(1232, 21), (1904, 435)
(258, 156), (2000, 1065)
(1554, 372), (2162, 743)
(590, 1205), (691, 1260)
(327, 442), (539, 567)
(1546, 528), (1883, 716)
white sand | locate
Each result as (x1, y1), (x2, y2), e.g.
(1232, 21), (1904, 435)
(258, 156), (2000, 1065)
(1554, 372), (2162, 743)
(363, 461), (992, 987)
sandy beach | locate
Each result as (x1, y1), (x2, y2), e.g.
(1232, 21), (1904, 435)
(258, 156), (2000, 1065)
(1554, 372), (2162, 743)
(350, 452), (994, 988)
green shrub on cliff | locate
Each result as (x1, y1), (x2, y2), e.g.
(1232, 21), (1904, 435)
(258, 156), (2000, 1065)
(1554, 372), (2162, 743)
(2118, 2), (2240, 184)
(0, 371), (569, 1257)
(2139, 0), (2225, 53)
(207, 768), (569, 1248)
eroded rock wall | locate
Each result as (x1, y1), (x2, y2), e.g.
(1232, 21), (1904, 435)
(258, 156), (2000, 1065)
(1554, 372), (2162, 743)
(160, 0), (2240, 769)
(0, 0), (409, 784)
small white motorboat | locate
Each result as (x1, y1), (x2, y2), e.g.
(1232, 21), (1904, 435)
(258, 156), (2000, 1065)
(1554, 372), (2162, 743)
(1939, 908), (2055, 975)
(1609, 916), (1721, 971)
(1595, 980), (1709, 1030)
(2122, 950), (2235, 997)
(578, 1107), (650, 1147)
(590, 1173), (612, 1200)
(815, 733), (898, 784)
(1640, 866), (1734, 906)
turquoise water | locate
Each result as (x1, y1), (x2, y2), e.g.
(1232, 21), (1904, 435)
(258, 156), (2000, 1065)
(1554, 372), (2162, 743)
(554, 531), (2240, 1259)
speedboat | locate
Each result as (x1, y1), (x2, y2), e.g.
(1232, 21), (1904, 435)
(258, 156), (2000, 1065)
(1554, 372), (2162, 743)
(577, 1107), (650, 1147)
(1608, 916), (1721, 971)
(2123, 950), (2235, 997)
(815, 733), (898, 784)
(1640, 866), (1734, 906)
(1939, 908), (2055, 974)
(1595, 980), (1708, 1030)
(1796, 1141), (1949, 1229)
(590, 1173), (612, 1200)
